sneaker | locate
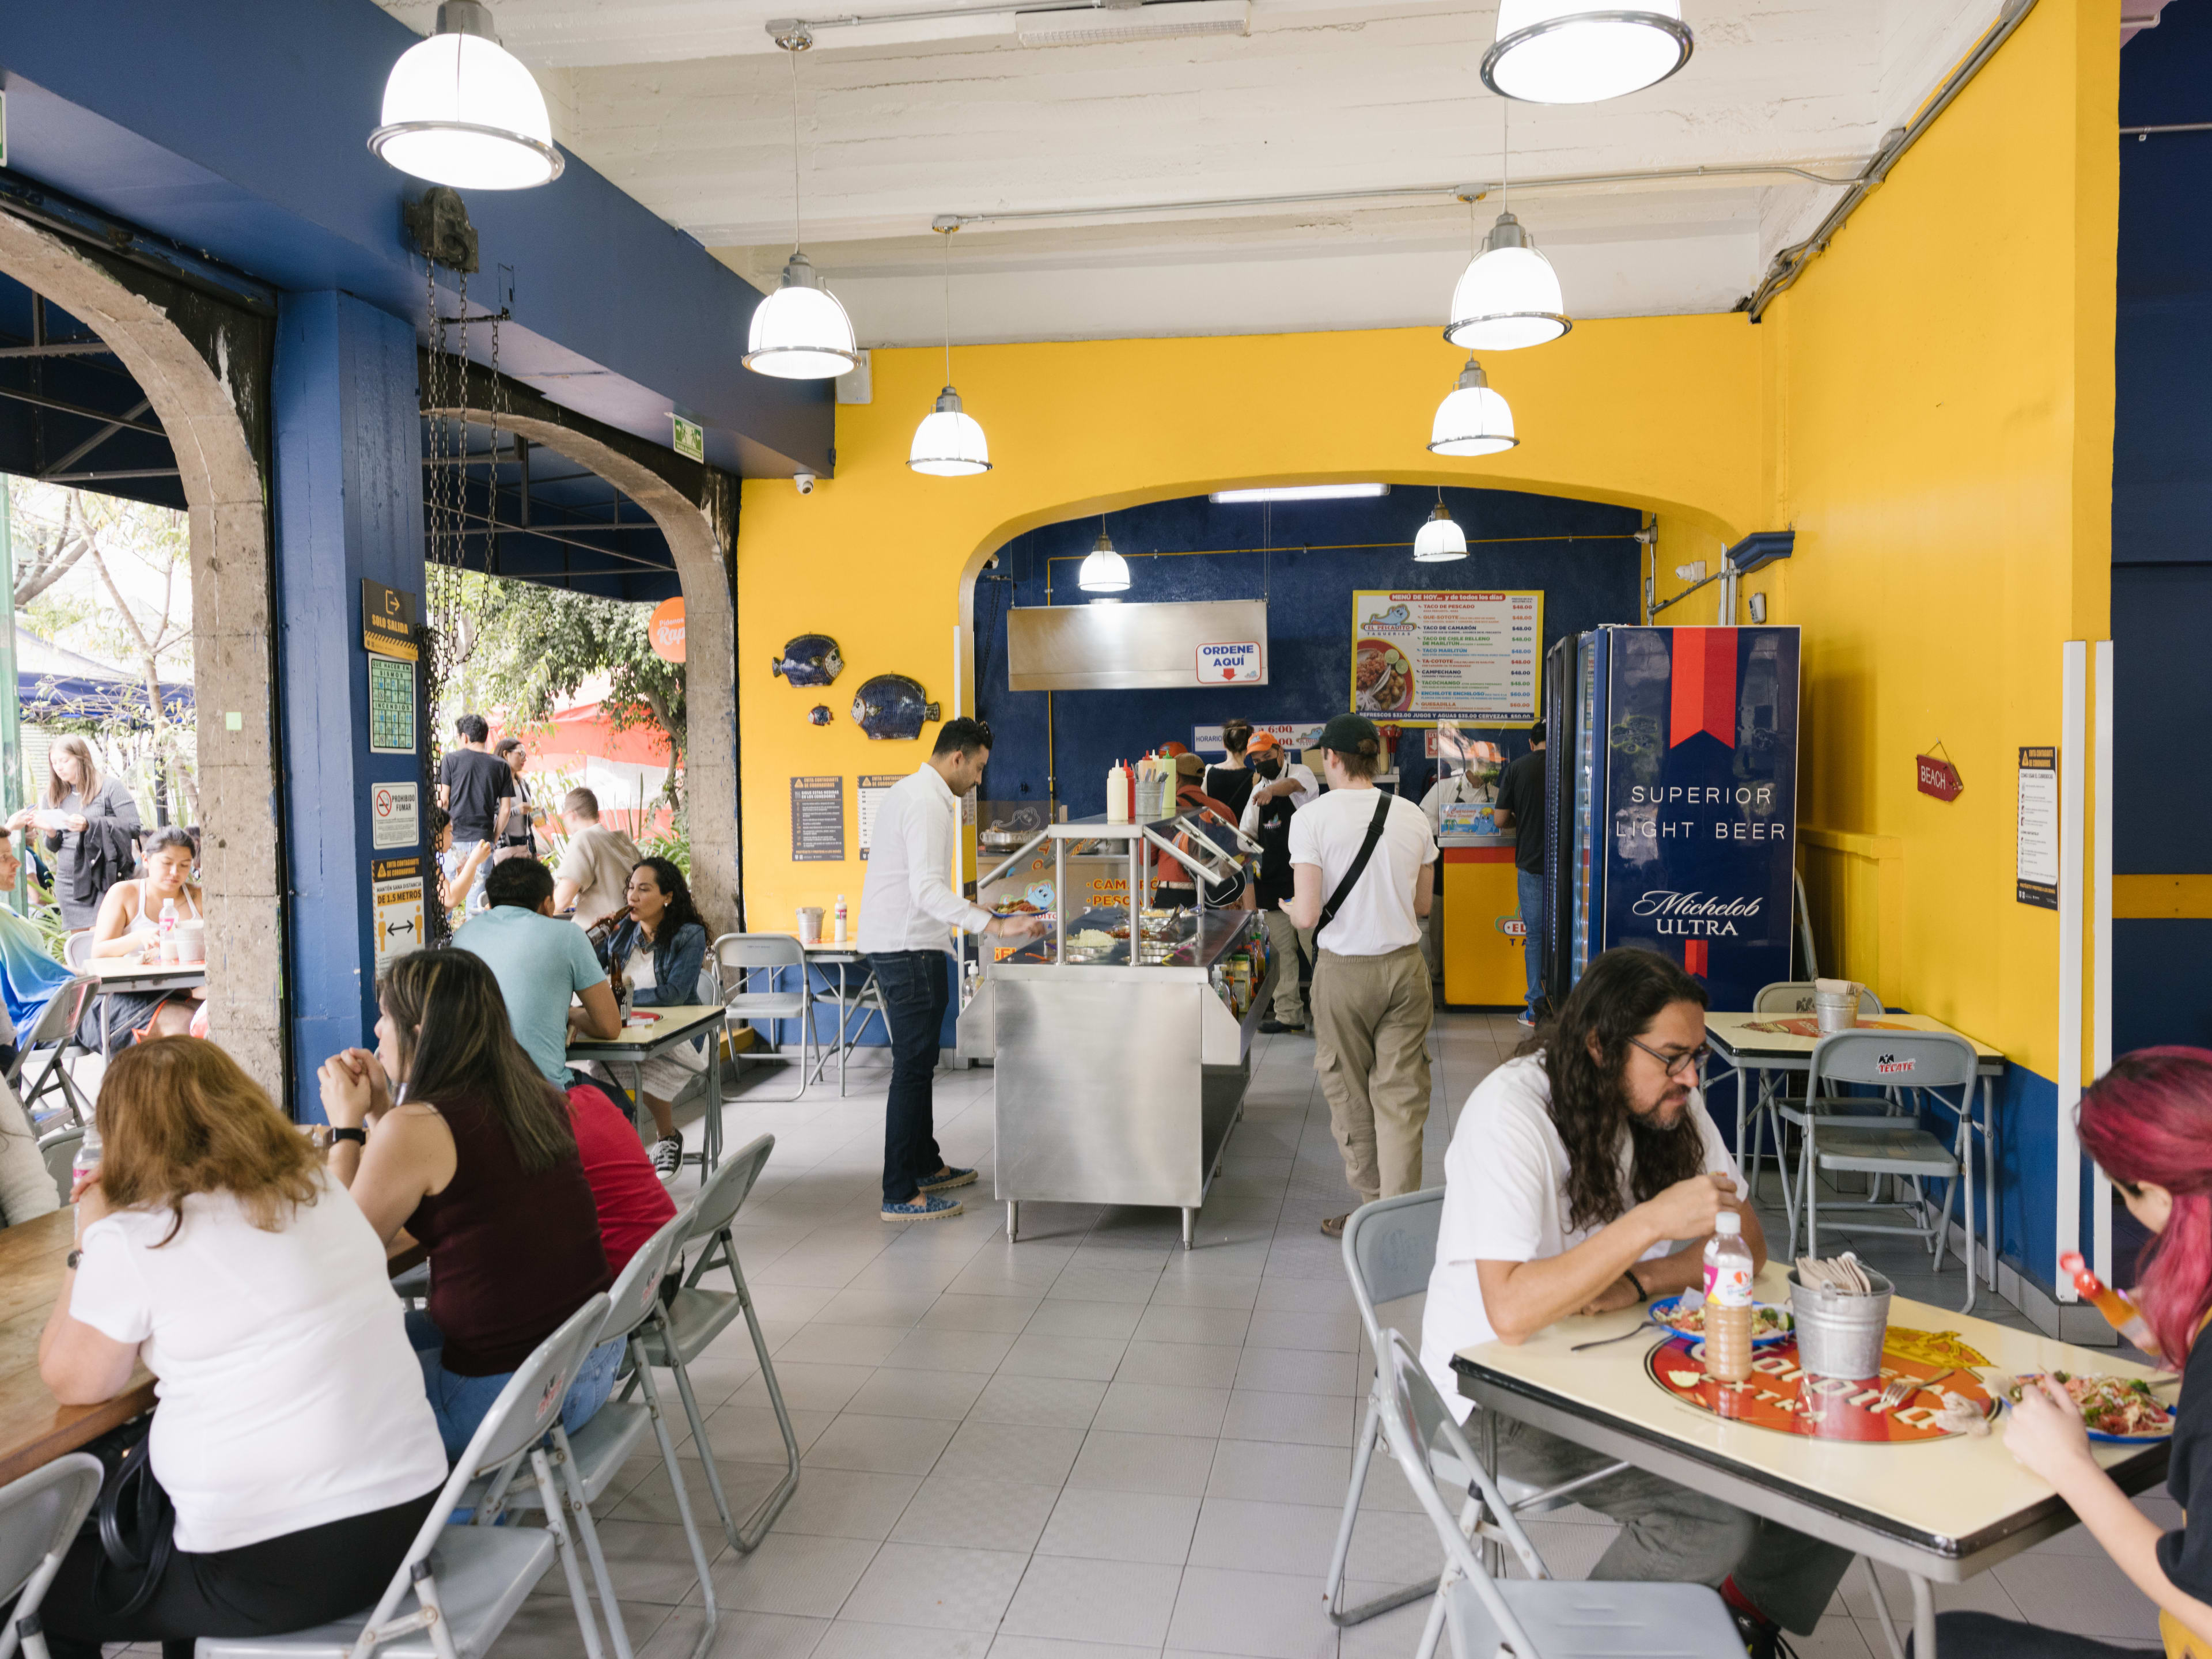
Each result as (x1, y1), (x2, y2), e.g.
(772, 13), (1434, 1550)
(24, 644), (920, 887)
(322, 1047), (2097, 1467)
(1515, 1010), (1536, 1028)
(918, 1165), (978, 1194)
(882, 1193), (965, 1222)
(1320, 1213), (1351, 1238)
(650, 1134), (683, 1180)
(1259, 1019), (1307, 1035)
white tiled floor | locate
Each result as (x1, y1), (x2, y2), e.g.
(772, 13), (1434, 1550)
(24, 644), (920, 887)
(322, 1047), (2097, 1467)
(510, 1010), (2172, 1659)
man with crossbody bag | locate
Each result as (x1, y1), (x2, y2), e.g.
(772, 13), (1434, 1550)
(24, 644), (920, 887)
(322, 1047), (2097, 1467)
(1285, 714), (1440, 1236)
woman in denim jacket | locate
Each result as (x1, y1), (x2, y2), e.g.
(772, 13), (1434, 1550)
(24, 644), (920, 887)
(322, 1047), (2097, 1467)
(592, 856), (710, 1177)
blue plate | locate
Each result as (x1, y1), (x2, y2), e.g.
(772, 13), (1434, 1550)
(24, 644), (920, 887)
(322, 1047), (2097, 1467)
(2001, 1376), (2175, 1444)
(1649, 1294), (1796, 1349)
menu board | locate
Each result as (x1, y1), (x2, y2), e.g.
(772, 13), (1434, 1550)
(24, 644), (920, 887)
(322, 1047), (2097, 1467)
(1350, 590), (1542, 724)
(790, 776), (846, 862)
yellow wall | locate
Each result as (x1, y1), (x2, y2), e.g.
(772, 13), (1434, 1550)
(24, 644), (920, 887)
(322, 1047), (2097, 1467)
(1755, 0), (2116, 1080)
(733, 0), (2117, 1094)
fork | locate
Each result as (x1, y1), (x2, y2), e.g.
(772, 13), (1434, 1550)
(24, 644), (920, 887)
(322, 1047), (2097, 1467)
(1570, 1319), (1663, 1353)
(1874, 1368), (1961, 1412)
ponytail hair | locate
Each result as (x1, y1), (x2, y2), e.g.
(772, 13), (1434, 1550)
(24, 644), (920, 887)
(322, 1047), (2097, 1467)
(2076, 1047), (2212, 1364)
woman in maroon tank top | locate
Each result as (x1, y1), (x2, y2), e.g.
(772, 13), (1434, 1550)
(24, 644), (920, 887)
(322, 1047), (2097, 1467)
(319, 949), (618, 1458)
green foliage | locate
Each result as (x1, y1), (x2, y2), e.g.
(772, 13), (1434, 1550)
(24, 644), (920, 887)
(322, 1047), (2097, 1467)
(637, 808), (691, 880)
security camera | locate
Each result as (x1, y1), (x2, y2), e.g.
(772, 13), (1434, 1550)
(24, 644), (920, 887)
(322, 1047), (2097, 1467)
(793, 472), (816, 495)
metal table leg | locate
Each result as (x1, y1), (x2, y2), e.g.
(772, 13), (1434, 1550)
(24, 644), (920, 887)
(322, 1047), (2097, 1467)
(1006, 1200), (1018, 1243)
(1910, 1570), (1937, 1659)
(1181, 1207), (1195, 1250)
(1859, 1556), (1906, 1659)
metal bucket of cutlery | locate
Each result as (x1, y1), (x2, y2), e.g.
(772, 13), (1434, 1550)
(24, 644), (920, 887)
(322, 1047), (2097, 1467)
(1789, 1267), (1894, 1379)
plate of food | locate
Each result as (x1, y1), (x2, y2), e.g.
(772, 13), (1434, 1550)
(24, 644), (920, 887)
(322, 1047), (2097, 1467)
(2002, 1372), (2176, 1442)
(1354, 639), (1414, 714)
(1649, 1293), (1795, 1348)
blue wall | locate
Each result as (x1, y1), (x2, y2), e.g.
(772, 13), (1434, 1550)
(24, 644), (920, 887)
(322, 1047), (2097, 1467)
(975, 487), (1642, 815)
(2111, 9), (2212, 1056)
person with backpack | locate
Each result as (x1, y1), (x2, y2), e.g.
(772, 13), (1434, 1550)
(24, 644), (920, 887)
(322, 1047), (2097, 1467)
(1283, 714), (1438, 1237)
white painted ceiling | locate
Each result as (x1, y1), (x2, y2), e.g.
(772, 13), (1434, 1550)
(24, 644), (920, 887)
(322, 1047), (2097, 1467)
(372, 1), (2083, 347)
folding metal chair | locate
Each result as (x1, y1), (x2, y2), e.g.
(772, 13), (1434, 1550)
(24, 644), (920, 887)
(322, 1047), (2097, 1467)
(10, 977), (98, 1130)
(1324, 1191), (1628, 1628)
(714, 933), (814, 1103)
(1741, 979), (1884, 1221)
(667, 959), (724, 1175)
(36, 1126), (81, 1207)
(1793, 1029), (1981, 1312)
(631, 1132), (798, 1552)
(199, 1294), (615, 1659)
(469, 1217), (719, 1659)
(0, 1452), (103, 1659)
(1373, 1328), (1745, 1659)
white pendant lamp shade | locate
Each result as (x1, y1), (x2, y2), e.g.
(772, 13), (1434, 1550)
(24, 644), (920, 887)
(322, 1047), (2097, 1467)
(1412, 503), (1469, 562)
(370, 1), (563, 190)
(910, 387), (991, 476)
(744, 253), (858, 379)
(1446, 213), (1570, 351)
(1482, 1), (1693, 104)
(1079, 530), (1131, 593)
(1429, 360), (1520, 458)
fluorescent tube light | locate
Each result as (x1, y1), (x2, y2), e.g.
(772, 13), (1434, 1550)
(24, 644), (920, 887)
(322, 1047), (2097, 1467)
(1209, 484), (1390, 504)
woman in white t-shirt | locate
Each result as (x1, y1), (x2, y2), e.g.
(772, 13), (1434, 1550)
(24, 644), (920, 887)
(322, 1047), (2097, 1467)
(32, 1038), (447, 1659)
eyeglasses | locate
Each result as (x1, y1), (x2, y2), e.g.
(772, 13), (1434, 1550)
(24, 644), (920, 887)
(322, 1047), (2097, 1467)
(1628, 1035), (1710, 1078)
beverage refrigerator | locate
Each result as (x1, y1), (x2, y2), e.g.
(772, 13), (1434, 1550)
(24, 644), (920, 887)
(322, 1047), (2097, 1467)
(1539, 625), (1801, 1014)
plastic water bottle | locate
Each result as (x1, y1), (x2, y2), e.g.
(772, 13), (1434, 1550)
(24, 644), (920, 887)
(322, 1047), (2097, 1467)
(1702, 1211), (1755, 1384)
(71, 1112), (102, 1192)
(158, 897), (177, 960)
(833, 894), (849, 945)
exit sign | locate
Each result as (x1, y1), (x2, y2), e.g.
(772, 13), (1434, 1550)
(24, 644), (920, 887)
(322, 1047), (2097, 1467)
(672, 413), (704, 461)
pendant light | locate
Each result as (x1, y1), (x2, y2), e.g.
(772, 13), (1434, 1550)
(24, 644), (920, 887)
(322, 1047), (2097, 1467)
(908, 221), (991, 476)
(1481, 1), (1693, 105)
(744, 31), (859, 380)
(1429, 359), (1519, 458)
(369, 1), (563, 190)
(1078, 521), (1131, 594)
(1412, 494), (1469, 562)
(1446, 104), (1570, 351)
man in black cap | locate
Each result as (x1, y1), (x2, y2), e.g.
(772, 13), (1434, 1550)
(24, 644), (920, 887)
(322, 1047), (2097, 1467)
(1283, 713), (1440, 1236)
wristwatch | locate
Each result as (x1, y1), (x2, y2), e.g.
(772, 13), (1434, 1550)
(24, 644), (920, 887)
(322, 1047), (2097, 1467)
(329, 1126), (367, 1146)
(66, 1249), (81, 1270)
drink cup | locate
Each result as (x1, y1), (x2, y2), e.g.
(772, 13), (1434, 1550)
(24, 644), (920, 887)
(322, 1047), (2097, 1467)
(796, 906), (824, 945)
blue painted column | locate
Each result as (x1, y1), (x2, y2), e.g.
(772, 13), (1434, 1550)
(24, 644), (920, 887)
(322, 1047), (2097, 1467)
(272, 290), (426, 1119)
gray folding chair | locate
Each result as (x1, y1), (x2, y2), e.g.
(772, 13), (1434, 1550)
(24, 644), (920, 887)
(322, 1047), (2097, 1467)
(1794, 1029), (1980, 1312)
(36, 1126), (82, 1207)
(469, 1217), (718, 1659)
(715, 934), (814, 1103)
(631, 1132), (798, 1552)
(0, 1452), (103, 1659)
(1374, 1328), (1745, 1659)
(12, 978), (99, 1130)
(1324, 1191), (1627, 1629)
(1751, 979), (1885, 1238)
(667, 959), (725, 1175)
(199, 1293), (615, 1659)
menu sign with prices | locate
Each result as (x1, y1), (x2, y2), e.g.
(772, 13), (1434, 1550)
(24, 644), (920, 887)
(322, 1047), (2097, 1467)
(2016, 747), (2058, 908)
(1192, 722), (1321, 757)
(1351, 590), (1542, 725)
(857, 774), (904, 860)
(790, 776), (846, 862)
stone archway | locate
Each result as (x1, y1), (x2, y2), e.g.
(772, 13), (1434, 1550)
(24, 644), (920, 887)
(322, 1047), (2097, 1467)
(0, 211), (285, 1093)
(423, 403), (741, 934)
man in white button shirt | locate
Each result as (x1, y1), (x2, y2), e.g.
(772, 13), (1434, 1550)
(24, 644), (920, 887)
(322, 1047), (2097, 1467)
(861, 719), (1046, 1222)
(1284, 714), (1438, 1235)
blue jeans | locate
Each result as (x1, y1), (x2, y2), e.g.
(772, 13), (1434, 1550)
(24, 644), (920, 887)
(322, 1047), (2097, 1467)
(408, 1309), (624, 1461)
(1516, 867), (1546, 1017)
(871, 949), (950, 1207)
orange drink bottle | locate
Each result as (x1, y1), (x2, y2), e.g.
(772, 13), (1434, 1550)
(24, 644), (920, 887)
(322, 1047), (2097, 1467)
(2058, 1251), (2158, 1355)
(1702, 1212), (1755, 1384)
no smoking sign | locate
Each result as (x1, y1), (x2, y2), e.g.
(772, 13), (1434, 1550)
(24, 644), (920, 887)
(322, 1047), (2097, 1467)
(370, 781), (419, 850)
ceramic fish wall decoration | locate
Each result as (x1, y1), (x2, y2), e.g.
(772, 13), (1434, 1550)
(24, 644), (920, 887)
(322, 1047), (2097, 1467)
(851, 674), (941, 741)
(771, 633), (844, 687)
(808, 704), (833, 726)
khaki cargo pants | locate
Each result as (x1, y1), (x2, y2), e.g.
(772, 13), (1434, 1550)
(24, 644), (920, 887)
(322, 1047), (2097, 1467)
(1262, 906), (1313, 1025)
(1312, 943), (1433, 1204)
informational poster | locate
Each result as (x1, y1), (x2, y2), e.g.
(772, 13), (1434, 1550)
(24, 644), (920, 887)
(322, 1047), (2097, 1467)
(791, 775), (846, 861)
(2017, 746), (2059, 909)
(1193, 721), (1323, 757)
(367, 656), (416, 755)
(370, 855), (425, 964)
(361, 578), (418, 661)
(857, 774), (903, 859)
(370, 781), (419, 850)
(1351, 590), (1542, 725)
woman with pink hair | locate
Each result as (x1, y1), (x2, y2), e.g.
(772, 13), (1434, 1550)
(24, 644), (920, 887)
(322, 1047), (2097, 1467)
(1936, 1047), (2212, 1657)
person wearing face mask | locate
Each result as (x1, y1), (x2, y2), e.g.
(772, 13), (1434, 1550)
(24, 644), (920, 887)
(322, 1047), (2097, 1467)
(1237, 732), (1318, 1034)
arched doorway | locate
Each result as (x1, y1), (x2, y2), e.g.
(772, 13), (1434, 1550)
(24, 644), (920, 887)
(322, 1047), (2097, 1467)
(0, 209), (284, 1092)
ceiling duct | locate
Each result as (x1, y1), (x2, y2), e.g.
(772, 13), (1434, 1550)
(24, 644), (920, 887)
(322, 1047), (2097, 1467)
(1017, 0), (1248, 47)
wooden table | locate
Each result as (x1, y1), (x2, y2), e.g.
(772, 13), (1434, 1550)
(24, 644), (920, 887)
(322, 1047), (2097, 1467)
(1455, 1262), (2166, 1659)
(88, 957), (209, 1051)
(1706, 1010), (2008, 1307)
(566, 1004), (726, 1140)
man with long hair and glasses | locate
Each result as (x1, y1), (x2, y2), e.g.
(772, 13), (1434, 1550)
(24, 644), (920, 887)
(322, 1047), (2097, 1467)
(1418, 946), (1851, 1659)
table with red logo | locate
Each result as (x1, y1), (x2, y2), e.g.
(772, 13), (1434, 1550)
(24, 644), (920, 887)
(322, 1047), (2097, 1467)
(1454, 1261), (2168, 1659)
(1705, 1010), (2008, 1305)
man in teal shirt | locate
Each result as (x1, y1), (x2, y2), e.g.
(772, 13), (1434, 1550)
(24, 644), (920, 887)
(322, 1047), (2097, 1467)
(455, 858), (620, 1085)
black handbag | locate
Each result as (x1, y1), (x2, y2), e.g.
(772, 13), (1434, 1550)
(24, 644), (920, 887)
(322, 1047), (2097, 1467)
(81, 1416), (175, 1617)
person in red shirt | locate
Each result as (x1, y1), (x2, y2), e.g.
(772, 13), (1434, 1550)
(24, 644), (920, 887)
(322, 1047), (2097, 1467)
(565, 1082), (677, 1272)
